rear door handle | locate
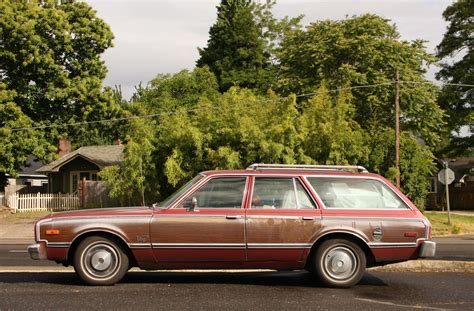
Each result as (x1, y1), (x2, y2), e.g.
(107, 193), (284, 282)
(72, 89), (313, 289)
(302, 216), (315, 220)
(226, 215), (242, 220)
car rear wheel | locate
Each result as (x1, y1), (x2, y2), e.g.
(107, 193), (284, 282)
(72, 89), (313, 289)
(74, 236), (129, 286)
(313, 239), (366, 288)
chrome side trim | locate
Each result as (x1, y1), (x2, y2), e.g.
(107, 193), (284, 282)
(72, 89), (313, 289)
(246, 215), (302, 220)
(46, 242), (71, 248)
(129, 243), (152, 249)
(152, 243), (246, 249)
(323, 216), (424, 222)
(154, 214), (239, 218)
(44, 215), (151, 222)
(35, 218), (52, 242)
(368, 242), (417, 248)
(247, 243), (313, 249)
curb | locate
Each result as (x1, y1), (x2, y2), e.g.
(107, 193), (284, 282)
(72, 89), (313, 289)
(368, 260), (474, 273)
(0, 239), (34, 245)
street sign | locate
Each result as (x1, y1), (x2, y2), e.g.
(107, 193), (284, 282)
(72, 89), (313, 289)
(438, 168), (455, 185)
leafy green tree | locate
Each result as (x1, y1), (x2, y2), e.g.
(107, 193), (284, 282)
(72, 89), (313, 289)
(197, 0), (301, 92)
(278, 14), (444, 147)
(436, 0), (473, 156)
(0, 83), (54, 184)
(98, 112), (156, 206)
(0, 0), (114, 123)
(300, 85), (368, 165)
(0, 0), (122, 178)
(136, 67), (220, 112)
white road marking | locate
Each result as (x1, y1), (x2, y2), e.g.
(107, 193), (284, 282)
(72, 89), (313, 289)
(354, 298), (450, 310)
(9, 250), (28, 253)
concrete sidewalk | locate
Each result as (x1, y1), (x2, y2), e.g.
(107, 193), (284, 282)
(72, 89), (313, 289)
(0, 222), (35, 244)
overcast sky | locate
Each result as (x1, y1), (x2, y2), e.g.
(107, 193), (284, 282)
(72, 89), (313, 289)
(86, 0), (453, 99)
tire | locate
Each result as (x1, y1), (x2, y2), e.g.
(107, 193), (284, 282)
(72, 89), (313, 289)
(313, 239), (366, 288)
(73, 236), (129, 286)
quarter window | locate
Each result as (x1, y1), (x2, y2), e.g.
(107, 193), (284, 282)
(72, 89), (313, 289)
(307, 177), (408, 209)
(251, 178), (316, 209)
(182, 177), (246, 209)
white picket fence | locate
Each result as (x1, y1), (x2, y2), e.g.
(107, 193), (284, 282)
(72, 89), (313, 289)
(8, 193), (80, 213)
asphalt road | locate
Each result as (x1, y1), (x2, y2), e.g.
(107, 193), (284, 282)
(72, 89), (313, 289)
(0, 270), (473, 310)
(433, 235), (474, 261)
(1, 235), (473, 267)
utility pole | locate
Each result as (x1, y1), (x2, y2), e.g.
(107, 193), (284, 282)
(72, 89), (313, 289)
(395, 70), (401, 189)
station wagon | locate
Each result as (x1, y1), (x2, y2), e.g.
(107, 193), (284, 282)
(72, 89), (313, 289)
(28, 164), (436, 287)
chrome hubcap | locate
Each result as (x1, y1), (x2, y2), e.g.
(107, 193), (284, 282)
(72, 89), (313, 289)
(323, 246), (357, 280)
(83, 243), (119, 279)
(91, 250), (112, 271)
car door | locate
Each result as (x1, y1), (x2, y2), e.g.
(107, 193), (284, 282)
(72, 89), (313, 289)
(150, 176), (248, 262)
(245, 176), (322, 262)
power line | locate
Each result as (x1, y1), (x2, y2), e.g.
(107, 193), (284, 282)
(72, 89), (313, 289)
(400, 81), (474, 88)
(295, 82), (394, 98)
(9, 80), (474, 132)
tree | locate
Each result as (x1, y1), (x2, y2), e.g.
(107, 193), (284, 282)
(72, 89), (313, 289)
(136, 67), (220, 113)
(0, 0), (114, 123)
(436, 0), (473, 156)
(98, 112), (156, 206)
(197, 0), (301, 92)
(0, 0), (122, 177)
(277, 14), (444, 147)
(300, 85), (368, 165)
(0, 83), (54, 184)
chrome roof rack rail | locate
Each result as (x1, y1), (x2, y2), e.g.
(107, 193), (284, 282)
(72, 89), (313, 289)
(246, 163), (369, 173)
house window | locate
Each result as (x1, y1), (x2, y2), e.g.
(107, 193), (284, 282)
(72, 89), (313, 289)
(72, 174), (78, 193)
(70, 171), (98, 193)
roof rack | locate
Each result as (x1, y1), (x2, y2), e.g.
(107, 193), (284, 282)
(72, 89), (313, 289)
(246, 163), (369, 173)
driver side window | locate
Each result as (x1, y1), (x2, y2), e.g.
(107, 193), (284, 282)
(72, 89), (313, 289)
(182, 177), (246, 209)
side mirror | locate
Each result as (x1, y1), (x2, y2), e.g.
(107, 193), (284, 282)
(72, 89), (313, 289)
(187, 197), (198, 212)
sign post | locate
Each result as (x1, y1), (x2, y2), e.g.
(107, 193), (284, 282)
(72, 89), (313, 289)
(438, 163), (455, 225)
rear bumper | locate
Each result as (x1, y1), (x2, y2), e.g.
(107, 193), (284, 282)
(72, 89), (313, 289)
(27, 243), (47, 260)
(419, 240), (436, 258)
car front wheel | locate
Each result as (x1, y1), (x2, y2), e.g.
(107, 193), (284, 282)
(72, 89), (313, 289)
(74, 236), (129, 286)
(313, 239), (366, 288)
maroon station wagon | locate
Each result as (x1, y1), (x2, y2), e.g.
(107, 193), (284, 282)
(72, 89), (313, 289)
(28, 164), (436, 287)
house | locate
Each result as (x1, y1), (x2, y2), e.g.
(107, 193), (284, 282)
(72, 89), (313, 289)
(426, 157), (474, 210)
(36, 144), (124, 194)
(4, 155), (49, 198)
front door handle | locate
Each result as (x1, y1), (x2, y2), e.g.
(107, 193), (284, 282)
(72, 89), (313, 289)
(302, 216), (315, 220)
(226, 215), (242, 220)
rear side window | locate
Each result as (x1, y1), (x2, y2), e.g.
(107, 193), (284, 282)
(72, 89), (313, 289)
(251, 177), (316, 209)
(307, 177), (409, 209)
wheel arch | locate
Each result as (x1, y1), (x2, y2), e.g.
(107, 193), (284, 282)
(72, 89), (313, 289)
(67, 230), (137, 267)
(305, 231), (376, 269)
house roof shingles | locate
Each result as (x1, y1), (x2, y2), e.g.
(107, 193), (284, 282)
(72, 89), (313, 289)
(36, 145), (124, 173)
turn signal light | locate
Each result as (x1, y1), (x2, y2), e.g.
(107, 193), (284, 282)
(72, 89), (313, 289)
(46, 229), (60, 235)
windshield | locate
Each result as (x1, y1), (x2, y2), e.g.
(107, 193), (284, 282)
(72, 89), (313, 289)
(157, 174), (204, 208)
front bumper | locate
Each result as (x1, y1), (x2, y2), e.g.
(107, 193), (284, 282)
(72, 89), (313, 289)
(419, 240), (436, 258)
(27, 243), (47, 260)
